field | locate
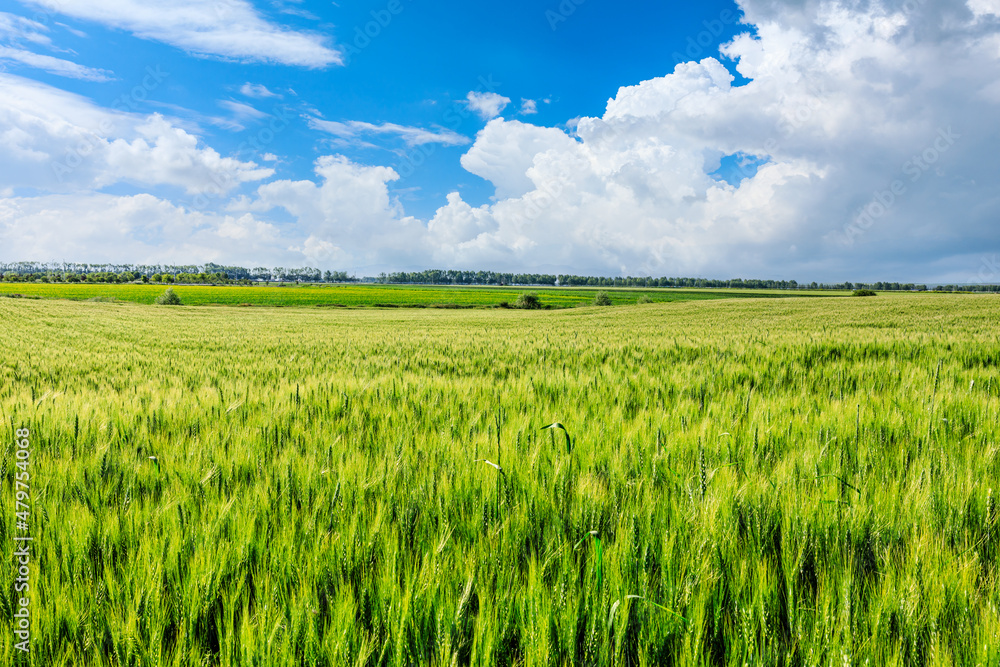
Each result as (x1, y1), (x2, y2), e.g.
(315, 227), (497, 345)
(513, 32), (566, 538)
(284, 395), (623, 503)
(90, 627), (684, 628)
(1, 293), (999, 665)
(0, 282), (835, 308)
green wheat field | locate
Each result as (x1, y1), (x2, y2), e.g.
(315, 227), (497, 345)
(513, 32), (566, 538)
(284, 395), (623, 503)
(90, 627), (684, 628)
(0, 282), (824, 308)
(2, 291), (999, 665)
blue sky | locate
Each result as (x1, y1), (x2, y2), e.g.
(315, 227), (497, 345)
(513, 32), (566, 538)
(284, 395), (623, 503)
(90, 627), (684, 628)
(17, 0), (748, 218)
(0, 0), (998, 281)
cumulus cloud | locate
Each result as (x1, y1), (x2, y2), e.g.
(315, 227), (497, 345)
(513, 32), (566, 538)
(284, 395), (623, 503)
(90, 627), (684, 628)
(236, 155), (428, 269)
(465, 91), (511, 120)
(520, 98), (538, 115)
(105, 116), (274, 194)
(416, 0), (1000, 280)
(0, 73), (272, 194)
(17, 0), (341, 67)
(427, 192), (499, 246)
(0, 192), (293, 265)
(3, 0), (1000, 282)
(460, 119), (579, 199)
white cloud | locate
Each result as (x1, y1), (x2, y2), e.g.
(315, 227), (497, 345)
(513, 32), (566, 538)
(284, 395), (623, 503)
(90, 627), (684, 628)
(17, 0), (341, 67)
(3, 0), (1000, 282)
(417, 0), (1000, 279)
(219, 99), (268, 122)
(0, 11), (110, 81)
(0, 45), (113, 81)
(55, 22), (88, 39)
(105, 115), (274, 194)
(0, 11), (51, 46)
(427, 192), (499, 246)
(272, 0), (320, 22)
(519, 98), (538, 115)
(294, 235), (350, 266)
(0, 73), (272, 194)
(465, 91), (511, 120)
(240, 82), (280, 98)
(0, 193), (292, 265)
(460, 119), (579, 199)
(309, 118), (470, 147)
(968, 0), (1000, 17)
(238, 155), (428, 269)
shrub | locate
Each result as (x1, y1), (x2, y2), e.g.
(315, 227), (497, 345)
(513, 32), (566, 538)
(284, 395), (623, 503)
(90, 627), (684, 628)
(593, 291), (613, 306)
(155, 288), (182, 305)
(851, 289), (877, 297)
(637, 295), (654, 304)
(515, 293), (541, 310)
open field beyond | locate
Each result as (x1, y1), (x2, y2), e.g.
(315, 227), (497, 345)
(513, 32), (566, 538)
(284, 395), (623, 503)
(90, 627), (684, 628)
(0, 282), (839, 308)
(1, 294), (999, 665)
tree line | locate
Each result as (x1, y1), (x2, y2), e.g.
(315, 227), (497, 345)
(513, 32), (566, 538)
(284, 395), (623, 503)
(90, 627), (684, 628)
(0, 262), (356, 284)
(374, 271), (931, 291)
(5, 262), (991, 292)
(932, 284), (1000, 292)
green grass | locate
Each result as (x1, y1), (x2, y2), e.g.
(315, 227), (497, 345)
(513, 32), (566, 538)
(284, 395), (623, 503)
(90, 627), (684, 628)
(0, 281), (840, 308)
(1, 294), (999, 665)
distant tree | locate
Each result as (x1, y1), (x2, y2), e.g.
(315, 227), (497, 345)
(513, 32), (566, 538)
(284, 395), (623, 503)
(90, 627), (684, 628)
(155, 288), (182, 305)
(515, 293), (541, 310)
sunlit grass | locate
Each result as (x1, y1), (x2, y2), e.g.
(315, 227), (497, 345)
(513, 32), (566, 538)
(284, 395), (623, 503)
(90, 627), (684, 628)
(0, 281), (837, 308)
(1, 293), (998, 665)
